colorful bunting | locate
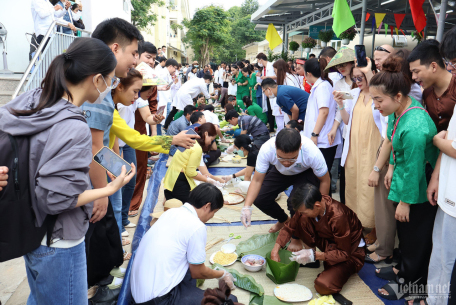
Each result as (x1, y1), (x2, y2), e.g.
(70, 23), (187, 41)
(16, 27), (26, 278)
(332, 0), (356, 36)
(384, 23), (388, 36)
(390, 25), (394, 37)
(409, 0), (427, 32)
(365, 13), (371, 22)
(378, 21), (383, 34)
(372, 16), (376, 33)
(395, 27), (399, 36)
(394, 13), (406, 29)
(375, 13), (386, 28)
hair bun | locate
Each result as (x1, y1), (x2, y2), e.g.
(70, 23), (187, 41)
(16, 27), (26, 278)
(382, 56), (402, 73)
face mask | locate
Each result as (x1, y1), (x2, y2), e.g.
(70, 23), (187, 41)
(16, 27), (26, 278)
(258, 62), (264, 67)
(195, 65), (199, 68)
(93, 76), (112, 104)
(236, 149), (244, 157)
(267, 89), (275, 99)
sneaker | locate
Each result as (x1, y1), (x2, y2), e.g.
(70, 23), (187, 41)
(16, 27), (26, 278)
(121, 231), (129, 237)
(125, 222), (136, 228)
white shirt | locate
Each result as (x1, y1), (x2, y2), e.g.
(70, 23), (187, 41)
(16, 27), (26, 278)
(333, 78), (353, 139)
(438, 105), (456, 218)
(262, 61), (277, 113)
(157, 67), (173, 109)
(328, 72), (343, 84)
(31, 0), (66, 37)
(117, 98), (149, 147)
(131, 203), (207, 303)
(174, 78), (211, 110)
(255, 135), (328, 177)
(303, 78), (341, 148)
(188, 72), (196, 81)
(228, 82), (237, 96)
(203, 110), (220, 126)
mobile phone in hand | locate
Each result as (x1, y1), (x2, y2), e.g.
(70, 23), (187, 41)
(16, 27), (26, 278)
(156, 105), (166, 116)
(177, 128), (198, 152)
(337, 91), (354, 100)
(355, 45), (368, 67)
(93, 146), (132, 178)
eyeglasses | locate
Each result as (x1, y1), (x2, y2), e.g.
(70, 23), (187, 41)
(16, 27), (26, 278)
(374, 46), (391, 53)
(109, 76), (121, 89)
(443, 57), (456, 70)
(277, 157), (298, 163)
(351, 75), (365, 83)
(334, 62), (350, 69)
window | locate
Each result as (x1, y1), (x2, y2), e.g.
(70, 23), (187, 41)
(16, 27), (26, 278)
(330, 40), (342, 50)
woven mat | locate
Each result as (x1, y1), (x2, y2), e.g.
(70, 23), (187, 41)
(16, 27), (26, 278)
(202, 225), (384, 305)
(153, 182), (290, 224)
(166, 155), (248, 168)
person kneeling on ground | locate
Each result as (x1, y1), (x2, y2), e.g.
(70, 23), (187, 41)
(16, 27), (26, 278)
(130, 183), (237, 305)
(225, 110), (270, 148)
(271, 184), (365, 296)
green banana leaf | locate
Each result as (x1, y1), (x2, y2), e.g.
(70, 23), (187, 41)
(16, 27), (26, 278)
(249, 294), (288, 305)
(236, 232), (280, 259)
(265, 250), (299, 284)
(212, 263), (264, 296)
(196, 279), (205, 287)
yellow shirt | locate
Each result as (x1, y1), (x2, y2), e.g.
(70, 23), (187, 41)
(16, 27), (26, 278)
(108, 110), (172, 154)
(163, 142), (203, 192)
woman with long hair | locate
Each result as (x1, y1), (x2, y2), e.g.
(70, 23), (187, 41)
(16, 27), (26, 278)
(163, 123), (222, 203)
(369, 57), (438, 301)
(272, 59), (301, 133)
(303, 58), (341, 171)
(0, 37), (135, 303)
(188, 66), (198, 81)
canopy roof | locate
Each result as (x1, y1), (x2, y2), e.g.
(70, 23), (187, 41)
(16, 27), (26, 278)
(252, 0), (456, 36)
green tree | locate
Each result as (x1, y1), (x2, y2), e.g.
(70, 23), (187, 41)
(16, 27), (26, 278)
(182, 6), (231, 66)
(131, 0), (165, 30)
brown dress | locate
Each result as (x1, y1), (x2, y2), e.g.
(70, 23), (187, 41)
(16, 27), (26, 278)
(276, 197), (365, 295)
(130, 87), (158, 212)
(345, 94), (382, 228)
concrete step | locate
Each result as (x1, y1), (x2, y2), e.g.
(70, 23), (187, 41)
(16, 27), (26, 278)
(0, 76), (22, 92)
(0, 91), (13, 106)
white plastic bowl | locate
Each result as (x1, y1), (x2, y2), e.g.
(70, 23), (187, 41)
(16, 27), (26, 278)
(241, 254), (266, 272)
(221, 243), (236, 254)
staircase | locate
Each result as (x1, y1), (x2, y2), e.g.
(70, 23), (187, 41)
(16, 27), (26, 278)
(0, 75), (24, 106)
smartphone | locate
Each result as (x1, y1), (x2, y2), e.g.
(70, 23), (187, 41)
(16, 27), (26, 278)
(355, 45), (368, 67)
(177, 128), (198, 152)
(156, 105), (166, 116)
(337, 91), (354, 100)
(93, 146), (132, 178)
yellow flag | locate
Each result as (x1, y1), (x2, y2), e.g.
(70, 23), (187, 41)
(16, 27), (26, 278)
(395, 27), (399, 36)
(375, 13), (386, 28)
(266, 24), (283, 50)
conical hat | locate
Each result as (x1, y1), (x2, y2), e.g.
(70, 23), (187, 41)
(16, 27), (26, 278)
(324, 47), (356, 72)
(150, 199), (183, 218)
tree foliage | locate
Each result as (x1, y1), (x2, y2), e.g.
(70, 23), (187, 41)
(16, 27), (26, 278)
(182, 6), (231, 66)
(131, 0), (165, 30)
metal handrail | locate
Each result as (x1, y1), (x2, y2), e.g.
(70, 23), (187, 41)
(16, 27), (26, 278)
(12, 21), (90, 99)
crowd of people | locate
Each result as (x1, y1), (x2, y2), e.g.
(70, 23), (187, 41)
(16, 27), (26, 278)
(2, 4), (456, 304)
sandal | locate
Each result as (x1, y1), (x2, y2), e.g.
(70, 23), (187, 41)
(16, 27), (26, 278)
(406, 299), (428, 305)
(365, 252), (393, 264)
(378, 281), (407, 300)
(128, 210), (139, 217)
(123, 252), (132, 261)
(375, 266), (398, 281)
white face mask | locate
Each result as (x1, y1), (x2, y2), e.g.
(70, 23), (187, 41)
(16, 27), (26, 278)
(258, 62), (264, 67)
(93, 76), (112, 104)
(267, 88), (275, 99)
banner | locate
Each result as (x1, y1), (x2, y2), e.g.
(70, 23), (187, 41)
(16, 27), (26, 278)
(265, 24), (283, 50)
(375, 13), (386, 28)
(409, 0), (427, 32)
(394, 13), (406, 29)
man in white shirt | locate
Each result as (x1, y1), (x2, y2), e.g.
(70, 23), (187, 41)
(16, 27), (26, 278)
(256, 52), (277, 132)
(240, 128), (330, 252)
(164, 74), (212, 129)
(31, 0), (68, 49)
(157, 59), (179, 125)
(130, 183), (237, 305)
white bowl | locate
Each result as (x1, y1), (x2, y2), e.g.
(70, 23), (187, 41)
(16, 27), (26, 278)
(221, 243), (236, 254)
(241, 254), (266, 272)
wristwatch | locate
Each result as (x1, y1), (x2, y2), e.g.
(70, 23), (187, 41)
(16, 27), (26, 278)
(311, 132), (319, 137)
(373, 166), (380, 172)
(232, 173), (236, 179)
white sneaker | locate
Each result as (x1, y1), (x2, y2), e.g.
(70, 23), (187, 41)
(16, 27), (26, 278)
(121, 231), (129, 237)
(125, 222), (136, 228)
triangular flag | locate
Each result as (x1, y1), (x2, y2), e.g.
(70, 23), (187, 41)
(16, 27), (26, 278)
(384, 23), (388, 37)
(365, 13), (371, 22)
(411, 31), (415, 38)
(409, 0), (427, 32)
(372, 16), (376, 33)
(332, 0), (356, 36)
(394, 13), (406, 29)
(265, 23), (283, 50)
(390, 25), (394, 37)
(395, 27), (399, 36)
(375, 13), (386, 28)
(400, 28), (406, 36)
(435, 13), (449, 25)
(378, 21), (383, 34)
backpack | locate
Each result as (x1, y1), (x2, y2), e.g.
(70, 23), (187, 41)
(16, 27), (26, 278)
(0, 131), (57, 262)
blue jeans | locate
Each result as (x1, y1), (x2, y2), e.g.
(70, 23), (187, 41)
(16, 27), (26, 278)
(24, 242), (87, 305)
(120, 145), (137, 231)
(108, 177), (123, 242)
(157, 124), (162, 135)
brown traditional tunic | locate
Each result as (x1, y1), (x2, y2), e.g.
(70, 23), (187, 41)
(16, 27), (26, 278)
(276, 197), (365, 295)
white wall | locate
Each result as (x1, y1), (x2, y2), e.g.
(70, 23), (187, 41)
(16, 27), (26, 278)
(0, 0), (131, 73)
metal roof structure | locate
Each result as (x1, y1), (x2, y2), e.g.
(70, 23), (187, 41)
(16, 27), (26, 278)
(251, 0), (456, 42)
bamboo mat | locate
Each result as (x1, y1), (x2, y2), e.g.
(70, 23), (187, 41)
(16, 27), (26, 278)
(153, 182), (290, 224)
(166, 155), (248, 168)
(202, 225), (384, 305)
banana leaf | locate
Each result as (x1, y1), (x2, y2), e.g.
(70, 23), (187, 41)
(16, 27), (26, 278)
(265, 250), (299, 284)
(249, 294), (288, 305)
(212, 263), (264, 296)
(236, 232), (280, 259)
(196, 279), (205, 287)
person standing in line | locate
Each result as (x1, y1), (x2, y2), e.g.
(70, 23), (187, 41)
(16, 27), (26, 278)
(302, 58), (341, 171)
(256, 52), (277, 132)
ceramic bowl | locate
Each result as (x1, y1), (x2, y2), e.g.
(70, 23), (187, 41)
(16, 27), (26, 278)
(241, 254), (266, 272)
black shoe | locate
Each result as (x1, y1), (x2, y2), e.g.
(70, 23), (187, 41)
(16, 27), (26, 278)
(89, 286), (121, 304)
(300, 260), (320, 268)
(97, 275), (113, 286)
(332, 293), (352, 305)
